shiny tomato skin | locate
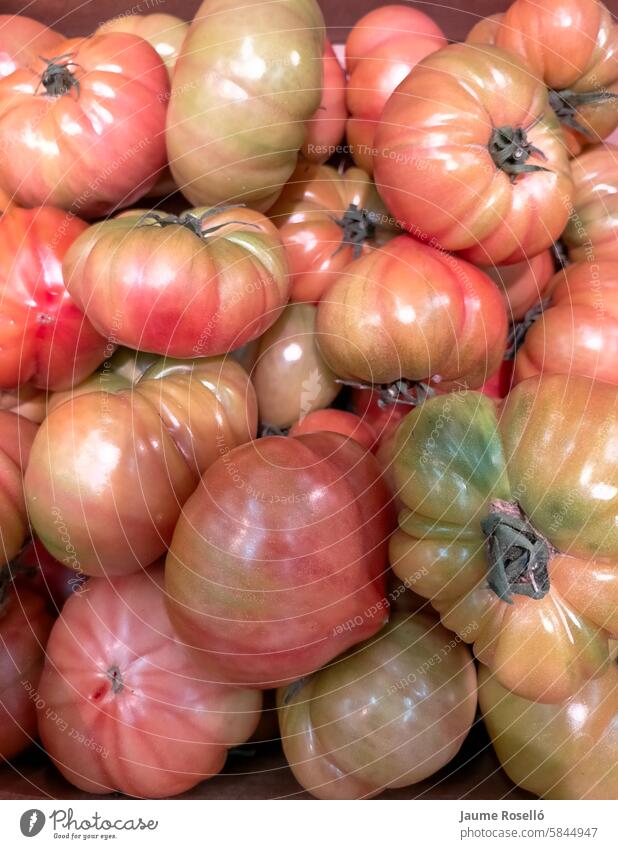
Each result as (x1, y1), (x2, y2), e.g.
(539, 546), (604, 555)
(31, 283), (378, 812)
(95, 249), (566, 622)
(25, 356), (257, 577)
(301, 41), (347, 164)
(0, 384), (47, 422)
(167, 0), (325, 211)
(482, 250), (555, 321)
(269, 161), (394, 303)
(37, 566), (262, 798)
(0, 15), (60, 79)
(0, 410), (38, 567)
(63, 207), (289, 358)
(345, 11), (445, 175)
(289, 409), (377, 452)
(478, 359), (514, 400)
(390, 375), (618, 703)
(165, 432), (394, 689)
(514, 261), (618, 385)
(0, 207), (109, 391)
(252, 303), (340, 428)
(278, 612), (477, 799)
(96, 13), (188, 75)
(479, 664), (618, 799)
(0, 582), (54, 760)
(564, 144), (618, 262)
(374, 44), (573, 265)
(466, 13), (503, 45)
(0, 33), (169, 216)
(316, 235), (507, 387)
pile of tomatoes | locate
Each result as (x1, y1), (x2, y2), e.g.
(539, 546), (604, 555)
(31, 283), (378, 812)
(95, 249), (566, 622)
(0, 0), (617, 801)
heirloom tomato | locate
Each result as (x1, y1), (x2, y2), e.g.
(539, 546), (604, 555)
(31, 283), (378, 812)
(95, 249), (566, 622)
(0, 207), (109, 390)
(563, 144), (618, 262)
(514, 261), (618, 385)
(479, 663), (618, 799)
(316, 235), (507, 388)
(0, 579), (54, 759)
(0, 385), (46, 423)
(374, 44), (573, 265)
(278, 612), (477, 799)
(96, 13), (188, 75)
(0, 410), (37, 567)
(37, 566), (262, 798)
(63, 206), (289, 358)
(25, 356), (257, 577)
(345, 6), (446, 175)
(0, 33), (169, 216)
(289, 409), (377, 452)
(301, 42), (347, 164)
(466, 13), (503, 45)
(252, 303), (339, 429)
(0, 15), (60, 79)
(483, 250), (555, 322)
(167, 0), (325, 211)
(390, 375), (618, 703)
(467, 0), (618, 149)
(165, 432), (394, 688)
(269, 161), (394, 303)
(350, 388), (408, 448)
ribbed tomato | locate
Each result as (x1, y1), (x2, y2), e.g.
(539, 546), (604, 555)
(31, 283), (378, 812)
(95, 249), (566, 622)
(269, 161), (394, 303)
(278, 612), (477, 799)
(165, 432), (394, 688)
(0, 14), (60, 79)
(96, 13), (188, 75)
(514, 261), (618, 385)
(167, 0), (325, 211)
(0, 206), (109, 391)
(390, 375), (618, 703)
(0, 580), (54, 760)
(63, 207), (289, 358)
(0, 33), (169, 215)
(482, 250), (555, 321)
(302, 41), (347, 164)
(479, 663), (618, 799)
(0, 410), (37, 567)
(316, 235), (507, 388)
(345, 5), (446, 175)
(564, 144), (618, 262)
(25, 356), (257, 576)
(37, 566), (262, 798)
(374, 43), (573, 265)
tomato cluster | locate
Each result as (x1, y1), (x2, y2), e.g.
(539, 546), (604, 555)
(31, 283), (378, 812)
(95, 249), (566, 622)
(0, 0), (617, 803)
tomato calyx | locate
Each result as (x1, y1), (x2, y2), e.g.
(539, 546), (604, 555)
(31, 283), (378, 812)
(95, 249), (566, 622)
(335, 377), (435, 408)
(38, 54), (81, 98)
(107, 665), (124, 694)
(137, 209), (258, 239)
(260, 423), (289, 437)
(332, 204), (379, 258)
(489, 125), (549, 179)
(504, 298), (550, 360)
(549, 88), (618, 137)
(482, 500), (552, 604)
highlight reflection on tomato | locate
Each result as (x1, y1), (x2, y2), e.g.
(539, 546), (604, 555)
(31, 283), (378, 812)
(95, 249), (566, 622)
(563, 143), (618, 262)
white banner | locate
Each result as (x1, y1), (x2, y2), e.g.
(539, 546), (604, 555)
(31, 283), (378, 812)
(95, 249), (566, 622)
(0, 799), (615, 848)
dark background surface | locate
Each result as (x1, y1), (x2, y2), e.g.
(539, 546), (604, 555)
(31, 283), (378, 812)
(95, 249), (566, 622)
(0, 0), (604, 800)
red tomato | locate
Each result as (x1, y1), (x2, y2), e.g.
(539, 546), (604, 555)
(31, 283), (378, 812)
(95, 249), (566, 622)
(316, 235), (507, 388)
(478, 359), (514, 400)
(564, 143), (618, 262)
(482, 250), (555, 321)
(278, 612), (477, 799)
(37, 566), (262, 798)
(0, 33), (169, 216)
(167, 0), (325, 211)
(468, 0), (618, 149)
(25, 356), (257, 577)
(345, 7), (446, 176)
(0, 384), (47, 422)
(96, 13), (188, 76)
(63, 207), (289, 358)
(0, 410), (37, 567)
(289, 408), (377, 451)
(0, 581), (54, 760)
(480, 663), (618, 799)
(466, 13), (503, 45)
(0, 15), (60, 79)
(269, 161), (395, 303)
(165, 432), (394, 688)
(302, 42), (347, 164)
(374, 44), (573, 265)
(514, 261), (618, 385)
(350, 388), (408, 447)
(0, 207), (109, 391)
